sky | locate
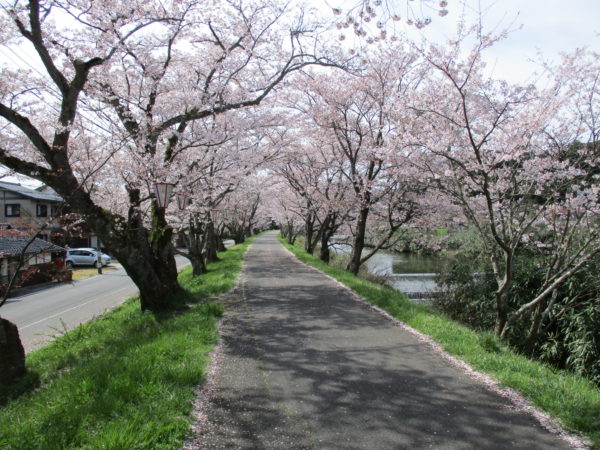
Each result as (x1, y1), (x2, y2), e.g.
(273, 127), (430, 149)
(321, 0), (599, 83)
(398, 0), (600, 84)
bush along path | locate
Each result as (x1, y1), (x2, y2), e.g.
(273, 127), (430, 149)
(0, 238), (253, 449)
(185, 232), (584, 449)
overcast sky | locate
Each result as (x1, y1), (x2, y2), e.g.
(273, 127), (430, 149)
(404, 0), (600, 83)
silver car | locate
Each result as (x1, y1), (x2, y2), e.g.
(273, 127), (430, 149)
(65, 248), (111, 268)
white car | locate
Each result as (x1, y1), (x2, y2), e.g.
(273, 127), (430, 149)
(65, 248), (111, 268)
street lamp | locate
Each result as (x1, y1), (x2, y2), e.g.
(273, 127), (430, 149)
(154, 182), (175, 209)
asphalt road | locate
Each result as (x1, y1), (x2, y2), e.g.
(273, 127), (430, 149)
(185, 232), (570, 449)
(1, 256), (189, 353)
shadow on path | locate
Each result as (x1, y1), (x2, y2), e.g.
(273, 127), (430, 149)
(185, 232), (569, 449)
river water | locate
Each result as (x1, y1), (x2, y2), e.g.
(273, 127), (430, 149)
(332, 243), (450, 301)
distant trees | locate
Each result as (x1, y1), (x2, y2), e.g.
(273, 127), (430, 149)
(273, 45), (427, 273)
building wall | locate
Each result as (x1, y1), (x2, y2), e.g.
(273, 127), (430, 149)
(0, 191), (61, 233)
(0, 252), (55, 285)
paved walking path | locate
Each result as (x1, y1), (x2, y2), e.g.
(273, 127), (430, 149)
(186, 232), (569, 449)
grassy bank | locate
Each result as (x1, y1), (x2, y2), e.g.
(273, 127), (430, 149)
(71, 265), (118, 280)
(279, 236), (600, 448)
(0, 239), (252, 449)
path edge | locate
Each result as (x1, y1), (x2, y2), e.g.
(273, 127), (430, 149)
(181, 242), (252, 449)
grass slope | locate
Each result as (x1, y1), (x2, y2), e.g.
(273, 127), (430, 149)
(0, 239), (252, 449)
(279, 236), (600, 449)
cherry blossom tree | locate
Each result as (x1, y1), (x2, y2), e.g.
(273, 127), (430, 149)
(411, 25), (600, 344)
(0, 0), (344, 314)
(272, 122), (353, 260)
(329, 0), (450, 42)
(295, 46), (426, 274)
(220, 174), (267, 245)
(166, 109), (272, 274)
(277, 149), (326, 254)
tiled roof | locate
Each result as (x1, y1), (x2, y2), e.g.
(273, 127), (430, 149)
(0, 181), (63, 202)
(0, 237), (65, 257)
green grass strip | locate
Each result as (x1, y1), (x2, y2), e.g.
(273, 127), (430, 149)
(279, 236), (600, 448)
(0, 238), (253, 449)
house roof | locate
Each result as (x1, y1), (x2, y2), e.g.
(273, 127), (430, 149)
(0, 237), (65, 257)
(0, 181), (63, 202)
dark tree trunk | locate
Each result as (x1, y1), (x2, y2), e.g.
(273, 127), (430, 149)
(187, 229), (207, 276)
(177, 214), (208, 277)
(0, 317), (26, 383)
(319, 242), (331, 263)
(347, 207), (369, 275)
(217, 237), (227, 252)
(205, 222), (220, 263)
(189, 255), (207, 276)
(228, 223), (245, 244)
(282, 220), (298, 245)
(304, 214), (317, 254)
(318, 214), (335, 263)
(89, 194), (180, 312)
(113, 233), (179, 312)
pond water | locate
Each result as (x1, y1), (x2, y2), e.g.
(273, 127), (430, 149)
(332, 243), (450, 301)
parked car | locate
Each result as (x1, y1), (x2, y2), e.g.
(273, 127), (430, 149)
(65, 248), (111, 268)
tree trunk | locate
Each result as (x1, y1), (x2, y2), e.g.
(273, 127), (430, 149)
(187, 231), (208, 277)
(190, 255), (207, 276)
(205, 222), (220, 263)
(229, 223), (245, 244)
(494, 290), (509, 338)
(319, 243), (331, 263)
(177, 215), (208, 277)
(0, 317), (26, 383)
(346, 207), (369, 275)
(305, 214), (316, 254)
(319, 215), (334, 263)
(522, 302), (544, 356)
(54, 184), (182, 313)
(94, 199), (180, 312)
(282, 220), (298, 245)
(114, 236), (179, 312)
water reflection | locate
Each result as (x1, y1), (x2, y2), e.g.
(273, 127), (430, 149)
(366, 252), (451, 275)
(332, 243), (448, 301)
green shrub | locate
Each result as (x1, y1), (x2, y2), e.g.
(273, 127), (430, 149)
(433, 250), (600, 387)
(432, 254), (497, 331)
